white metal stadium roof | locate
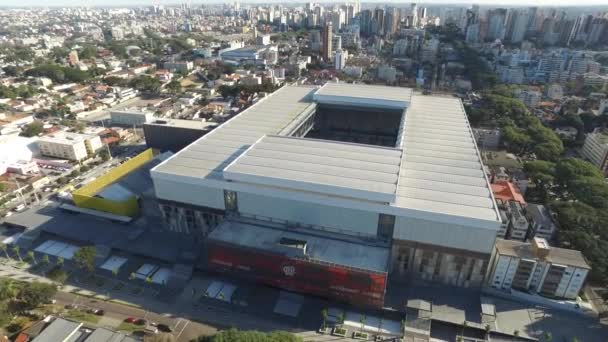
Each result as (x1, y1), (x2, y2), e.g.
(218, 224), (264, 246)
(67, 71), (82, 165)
(152, 83), (499, 224)
(224, 135), (403, 203)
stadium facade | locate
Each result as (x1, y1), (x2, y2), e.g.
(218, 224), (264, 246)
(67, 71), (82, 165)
(150, 83), (501, 307)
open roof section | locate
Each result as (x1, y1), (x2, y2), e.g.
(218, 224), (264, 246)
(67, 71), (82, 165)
(396, 94), (499, 221)
(314, 82), (412, 110)
(224, 135), (402, 203)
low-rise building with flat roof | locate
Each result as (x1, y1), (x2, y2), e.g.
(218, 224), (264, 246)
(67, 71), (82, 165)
(110, 108), (155, 127)
(143, 118), (217, 152)
(37, 132), (102, 161)
(488, 238), (590, 300)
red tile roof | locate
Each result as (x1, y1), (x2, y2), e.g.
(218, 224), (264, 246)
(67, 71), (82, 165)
(491, 180), (526, 204)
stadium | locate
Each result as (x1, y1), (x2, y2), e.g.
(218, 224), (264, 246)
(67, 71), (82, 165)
(150, 82), (501, 307)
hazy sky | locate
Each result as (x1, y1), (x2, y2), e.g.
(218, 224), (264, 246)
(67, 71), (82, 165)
(1, 0), (607, 7)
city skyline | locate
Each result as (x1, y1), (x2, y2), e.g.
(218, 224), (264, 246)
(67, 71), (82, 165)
(2, 0), (608, 8)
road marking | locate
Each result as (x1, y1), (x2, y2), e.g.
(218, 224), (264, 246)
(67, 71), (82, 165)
(176, 319), (190, 340)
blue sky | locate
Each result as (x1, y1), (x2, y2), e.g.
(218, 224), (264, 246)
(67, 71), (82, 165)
(2, 0), (608, 7)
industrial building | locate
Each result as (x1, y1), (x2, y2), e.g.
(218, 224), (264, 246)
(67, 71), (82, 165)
(37, 132), (102, 161)
(151, 83), (502, 307)
(143, 118), (217, 152)
(488, 238), (589, 300)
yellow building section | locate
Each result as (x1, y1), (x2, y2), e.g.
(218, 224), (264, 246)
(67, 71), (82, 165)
(72, 149), (154, 217)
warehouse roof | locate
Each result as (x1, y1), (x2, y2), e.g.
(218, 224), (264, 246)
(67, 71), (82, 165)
(31, 318), (82, 342)
(152, 84), (499, 224)
(224, 135), (402, 203)
(209, 219), (390, 273)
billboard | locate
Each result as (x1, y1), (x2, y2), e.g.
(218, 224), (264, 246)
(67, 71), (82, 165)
(207, 242), (387, 308)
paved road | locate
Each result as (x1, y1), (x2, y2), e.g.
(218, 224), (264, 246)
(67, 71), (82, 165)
(53, 291), (217, 341)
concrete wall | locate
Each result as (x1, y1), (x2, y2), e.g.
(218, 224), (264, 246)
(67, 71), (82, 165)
(394, 216), (497, 254)
(153, 178), (225, 210)
(236, 191), (379, 237)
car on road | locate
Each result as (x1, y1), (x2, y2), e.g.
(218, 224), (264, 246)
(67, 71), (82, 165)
(157, 324), (172, 333)
(87, 308), (104, 315)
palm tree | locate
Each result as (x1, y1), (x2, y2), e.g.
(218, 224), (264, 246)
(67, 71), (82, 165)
(542, 332), (552, 341)
(0, 278), (17, 301)
(320, 308), (328, 331)
(0, 243), (10, 260)
(12, 245), (22, 262)
(26, 251), (36, 264)
(359, 314), (366, 334)
(485, 324), (491, 340)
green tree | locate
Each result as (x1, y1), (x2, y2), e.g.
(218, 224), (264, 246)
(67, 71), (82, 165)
(17, 281), (57, 311)
(73, 246), (96, 273)
(40, 254), (50, 266)
(47, 265), (68, 284)
(193, 329), (303, 342)
(20, 121), (44, 137)
(12, 245), (22, 262)
(26, 251), (36, 264)
(0, 243), (10, 260)
(0, 278), (18, 301)
(98, 149), (111, 162)
(166, 79), (182, 94)
(56, 256), (64, 267)
(320, 308), (328, 330)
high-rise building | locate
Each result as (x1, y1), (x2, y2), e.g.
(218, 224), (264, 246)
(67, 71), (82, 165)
(322, 22), (333, 61)
(334, 49), (348, 70)
(487, 8), (507, 41)
(410, 3), (418, 28)
(360, 9), (373, 36)
(373, 8), (385, 35)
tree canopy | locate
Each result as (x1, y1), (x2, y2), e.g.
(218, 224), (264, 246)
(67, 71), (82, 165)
(20, 121), (44, 137)
(25, 64), (93, 84)
(193, 329), (302, 342)
(73, 246), (96, 273)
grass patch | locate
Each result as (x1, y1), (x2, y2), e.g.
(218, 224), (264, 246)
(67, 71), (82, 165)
(116, 322), (144, 333)
(353, 331), (369, 340)
(64, 310), (100, 324)
(333, 327), (347, 337)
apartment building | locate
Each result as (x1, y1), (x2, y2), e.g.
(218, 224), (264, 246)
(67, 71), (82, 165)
(37, 132), (102, 161)
(507, 201), (529, 241)
(488, 238), (590, 300)
(581, 129), (608, 176)
(526, 204), (556, 240)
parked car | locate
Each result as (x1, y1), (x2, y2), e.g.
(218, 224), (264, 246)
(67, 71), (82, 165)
(124, 317), (137, 323)
(157, 324), (172, 333)
(135, 318), (147, 326)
